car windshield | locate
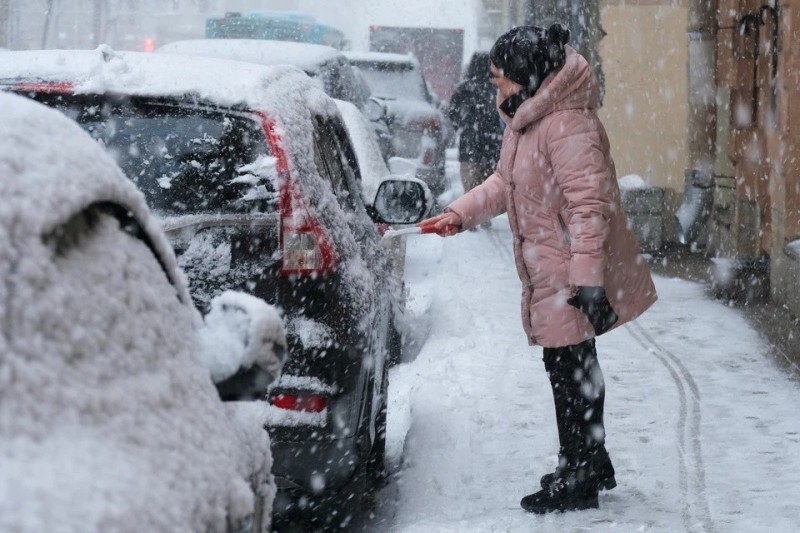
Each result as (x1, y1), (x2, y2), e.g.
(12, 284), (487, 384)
(28, 94), (273, 216)
(352, 62), (427, 101)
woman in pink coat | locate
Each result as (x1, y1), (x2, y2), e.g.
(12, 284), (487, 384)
(420, 24), (657, 513)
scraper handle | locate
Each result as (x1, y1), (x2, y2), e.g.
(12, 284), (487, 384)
(418, 221), (460, 236)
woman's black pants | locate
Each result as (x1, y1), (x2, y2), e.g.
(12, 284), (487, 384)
(542, 338), (608, 480)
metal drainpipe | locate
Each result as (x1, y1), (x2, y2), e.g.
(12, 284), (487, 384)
(675, 0), (718, 245)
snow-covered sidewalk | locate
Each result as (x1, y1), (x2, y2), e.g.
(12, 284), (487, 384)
(374, 214), (800, 533)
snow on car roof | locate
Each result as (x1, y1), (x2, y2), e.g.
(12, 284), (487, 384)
(0, 46), (325, 114)
(159, 39), (344, 74)
(344, 50), (419, 66)
(0, 91), (190, 306)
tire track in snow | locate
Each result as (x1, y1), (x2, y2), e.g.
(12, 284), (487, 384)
(484, 226), (514, 264)
(625, 321), (715, 533)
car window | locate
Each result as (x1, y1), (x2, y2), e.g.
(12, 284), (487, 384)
(349, 65), (374, 106)
(312, 117), (363, 214)
(352, 61), (428, 102)
(318, 61), (346, 101)
(27, 94), (273, 217)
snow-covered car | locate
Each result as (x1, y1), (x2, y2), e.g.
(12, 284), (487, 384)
(344, 51), (453, 195)
(158, 38), (393, 161)
(0, 92), (281, 532)
(0, 48), (431, 528)
(335, 99), (432, 364)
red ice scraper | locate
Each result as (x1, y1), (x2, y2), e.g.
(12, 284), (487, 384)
(380, 221), (460, 242)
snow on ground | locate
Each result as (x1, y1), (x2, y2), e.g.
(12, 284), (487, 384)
(369, 162), (800, 532)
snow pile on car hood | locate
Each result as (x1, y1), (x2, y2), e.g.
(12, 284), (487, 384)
(0, 93), (272, 532)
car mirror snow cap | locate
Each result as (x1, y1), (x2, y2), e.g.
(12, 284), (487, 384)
(365, 97), (386, 122)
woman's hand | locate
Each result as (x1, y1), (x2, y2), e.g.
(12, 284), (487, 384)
(567, 286), (618, 336)
(418, 211), (462, 237)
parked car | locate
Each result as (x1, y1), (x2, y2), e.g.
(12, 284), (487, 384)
(158, 38), (393, 161)
(334, 98), (435, 355)
(344, 50), (453, 195)
(0, 48), (431, 528)
(0, 91), (285, 532)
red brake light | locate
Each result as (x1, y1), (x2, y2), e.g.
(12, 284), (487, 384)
(256, 111), (337, 276)
(144, 38), (155, 53)
(422, 148), (435, 166)
(278, 178), (336, 276)
(14, 82), (74, 94)
(271, 393), (328, 413)
(407, 116), (440, 132)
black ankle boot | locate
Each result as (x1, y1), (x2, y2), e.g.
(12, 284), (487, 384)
(540, 448), (617, 491)
(521, 470), (599, 514)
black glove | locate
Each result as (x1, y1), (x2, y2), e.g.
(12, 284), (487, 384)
(567, 286), (618, 336)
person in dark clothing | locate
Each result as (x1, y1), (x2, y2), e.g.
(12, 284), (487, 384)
(448, 52), (503, 229)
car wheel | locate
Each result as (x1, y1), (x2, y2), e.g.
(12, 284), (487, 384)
(331, 453), (368, 529)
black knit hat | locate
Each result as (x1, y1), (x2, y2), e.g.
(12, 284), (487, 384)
(489, 24), (570, 93)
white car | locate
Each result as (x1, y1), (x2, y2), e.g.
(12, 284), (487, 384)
(334, 99), (433, 365)
(0, 92), (285, 533)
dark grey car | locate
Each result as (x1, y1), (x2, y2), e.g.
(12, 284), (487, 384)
(1, 49), (431, 530)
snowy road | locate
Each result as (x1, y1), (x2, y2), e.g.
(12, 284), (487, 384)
(366, 183), (800, 531)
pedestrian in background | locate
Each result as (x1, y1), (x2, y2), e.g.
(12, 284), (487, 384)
(419, 24), (657, 513)
(447, 51), (503, 229)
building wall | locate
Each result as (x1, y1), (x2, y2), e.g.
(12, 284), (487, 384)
(598, 1), (689, 194)
(773, 0), (800, 315)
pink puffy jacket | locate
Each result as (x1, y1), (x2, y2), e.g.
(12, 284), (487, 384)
(447, 46), (657, 348)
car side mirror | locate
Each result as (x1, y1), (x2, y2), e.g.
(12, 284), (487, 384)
(364, 96), (386, 122)
(371, 177), (432, 224)
(197, 290), (288, 401)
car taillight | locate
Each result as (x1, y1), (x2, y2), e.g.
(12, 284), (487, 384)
(421, 133), (438, 166)
(256, 111), (337, 277)
(279, 181), (336, 276)
(14, 82), (74, 94)
(271, 393), (328, 413)
(282, 228), (324, 271)
(407, 116), (440, 132)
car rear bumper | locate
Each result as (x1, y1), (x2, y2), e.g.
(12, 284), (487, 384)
(270, 434), (361, 516)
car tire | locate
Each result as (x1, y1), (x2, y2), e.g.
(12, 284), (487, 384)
(332, 463), (367, 529)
